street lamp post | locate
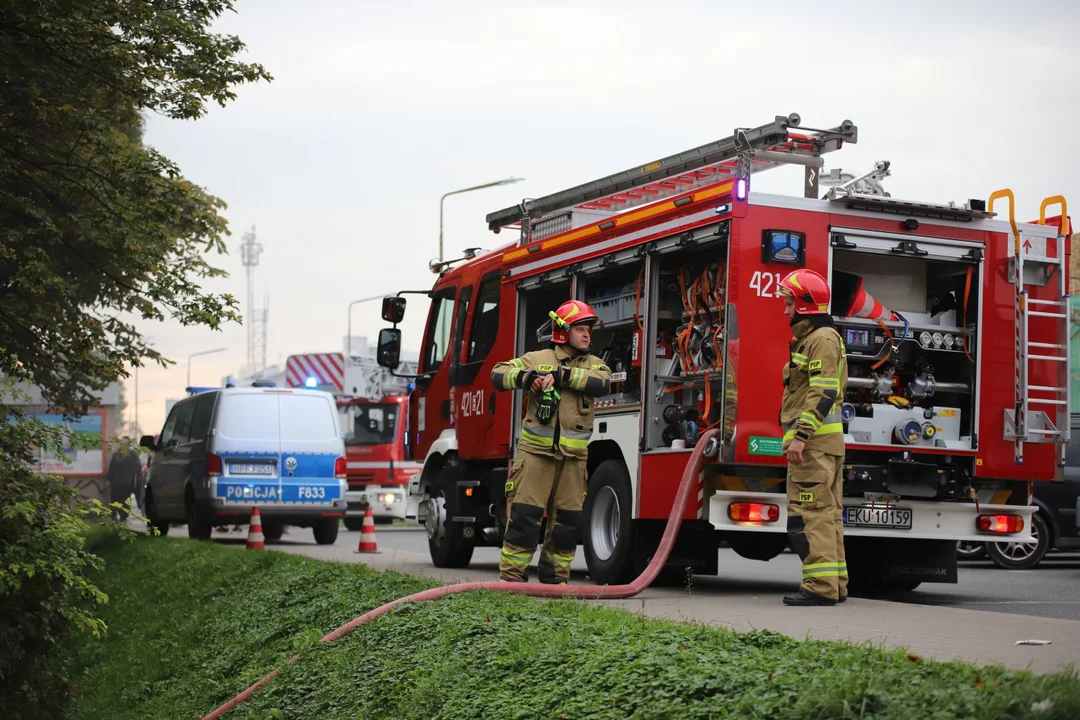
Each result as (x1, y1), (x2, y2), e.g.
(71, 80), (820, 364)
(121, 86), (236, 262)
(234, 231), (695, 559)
(187, 347), (228, 388)
(346, 294), (389, 359)
(439, 176), (524, 263)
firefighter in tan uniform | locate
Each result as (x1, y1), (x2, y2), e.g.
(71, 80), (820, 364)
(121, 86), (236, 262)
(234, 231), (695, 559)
(777, 269), (850, 606)
(490, 300), (612, 584)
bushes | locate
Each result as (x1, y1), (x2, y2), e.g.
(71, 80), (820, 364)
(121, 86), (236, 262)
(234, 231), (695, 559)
(70, 535), (1080, 720)
(0, 464), (105, 719)
(0, 399), (129, 719)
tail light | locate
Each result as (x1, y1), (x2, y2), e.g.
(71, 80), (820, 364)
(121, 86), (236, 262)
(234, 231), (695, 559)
(335, 456), (347, 480)
(207, 453), (223, 477)
(728, 502), (780, 523)
(976, 514), (1024, 534)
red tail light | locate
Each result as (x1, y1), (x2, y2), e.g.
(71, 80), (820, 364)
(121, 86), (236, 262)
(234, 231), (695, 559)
(977, 514), (1024, 534)
(728, 502), (780, 523)
(207, 453), (223, 477)
(335, 456), (347, 480)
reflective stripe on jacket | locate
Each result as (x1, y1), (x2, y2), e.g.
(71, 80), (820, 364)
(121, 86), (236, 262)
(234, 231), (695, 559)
(491, 345), (612, 459)
(780, 319), (848, 457)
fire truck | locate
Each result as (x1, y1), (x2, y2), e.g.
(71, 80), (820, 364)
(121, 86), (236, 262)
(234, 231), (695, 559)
(375, 112), (1071, 592)
(285, 351), (421, 529)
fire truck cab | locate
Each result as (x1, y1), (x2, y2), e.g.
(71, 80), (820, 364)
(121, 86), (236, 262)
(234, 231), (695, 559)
(377, 112), (1071, 592)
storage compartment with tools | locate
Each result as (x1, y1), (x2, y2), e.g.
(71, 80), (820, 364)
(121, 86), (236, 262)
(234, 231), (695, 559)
(644, 222), (731, 451)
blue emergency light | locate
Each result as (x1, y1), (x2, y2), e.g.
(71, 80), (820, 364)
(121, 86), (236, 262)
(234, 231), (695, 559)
(305, 377), (318, 388)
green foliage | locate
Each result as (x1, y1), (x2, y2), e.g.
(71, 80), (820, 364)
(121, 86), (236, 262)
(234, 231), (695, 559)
(0, 1), (270, 717)
(0, 0), (271, 411)
(70, 537), (1080, 720)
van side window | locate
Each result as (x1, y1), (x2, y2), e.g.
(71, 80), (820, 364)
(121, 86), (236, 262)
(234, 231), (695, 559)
(159, 404), (182, 444)
(467, 272), (500, 363)
(171, 401), (197, 444)
(423, 288), (456, 373)
(188, 392), (217, 442)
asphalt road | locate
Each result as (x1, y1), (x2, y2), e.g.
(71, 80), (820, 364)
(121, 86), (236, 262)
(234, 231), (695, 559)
(224, 524), (1080, 622)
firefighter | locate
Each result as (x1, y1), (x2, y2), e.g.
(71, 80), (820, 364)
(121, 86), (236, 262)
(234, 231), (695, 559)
(490, 300), (613, 584)
(776, 269), (849, 606)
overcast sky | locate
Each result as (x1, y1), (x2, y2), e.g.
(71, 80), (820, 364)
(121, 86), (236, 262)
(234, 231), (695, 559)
(127, 0), (1080, 434)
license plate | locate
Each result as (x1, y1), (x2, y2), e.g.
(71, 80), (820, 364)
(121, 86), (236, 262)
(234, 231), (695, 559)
(844, 505), (913, 530)
(281, 484), (340, 503)
(230, 463), (275, 476)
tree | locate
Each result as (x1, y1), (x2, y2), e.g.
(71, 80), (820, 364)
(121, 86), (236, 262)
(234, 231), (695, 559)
(0, 2), (271, 716)
(0, 0), (271, 410)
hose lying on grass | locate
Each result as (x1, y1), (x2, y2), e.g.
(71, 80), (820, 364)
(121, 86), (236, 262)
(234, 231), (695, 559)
(202, 429), (720, 719)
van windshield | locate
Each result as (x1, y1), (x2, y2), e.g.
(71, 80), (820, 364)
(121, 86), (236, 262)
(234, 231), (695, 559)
(340, 402), (400, 447)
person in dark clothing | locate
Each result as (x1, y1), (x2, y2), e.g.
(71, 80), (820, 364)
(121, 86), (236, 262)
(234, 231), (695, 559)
(107, 437), (144, 522)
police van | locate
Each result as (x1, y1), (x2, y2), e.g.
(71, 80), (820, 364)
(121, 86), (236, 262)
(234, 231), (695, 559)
(139, 383), (348, 544)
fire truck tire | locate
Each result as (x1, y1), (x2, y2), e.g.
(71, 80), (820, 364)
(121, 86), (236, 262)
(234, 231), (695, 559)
(985, 511), (1050, 570)
(583, 459), (636, 585)
(427, 462), (475, 568)
(723, 532), (788, 562)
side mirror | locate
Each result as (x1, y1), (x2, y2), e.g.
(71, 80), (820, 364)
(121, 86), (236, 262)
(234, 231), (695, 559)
(139, 434), (156, 451)
(381, 296), (406, 324)
(377, 328), (402, 369)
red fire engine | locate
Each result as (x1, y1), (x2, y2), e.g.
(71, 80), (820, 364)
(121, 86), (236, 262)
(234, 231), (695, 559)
(285, 352), (420, 529)
(376, 112), (1071, 591)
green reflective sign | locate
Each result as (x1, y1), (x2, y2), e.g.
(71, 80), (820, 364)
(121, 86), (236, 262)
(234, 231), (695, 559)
(748, 436), (784, 456)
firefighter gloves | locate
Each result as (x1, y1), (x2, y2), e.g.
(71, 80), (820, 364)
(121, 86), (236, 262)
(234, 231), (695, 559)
(536, 387), (560, 424)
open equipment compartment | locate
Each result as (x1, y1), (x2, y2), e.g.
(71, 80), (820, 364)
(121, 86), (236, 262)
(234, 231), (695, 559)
(643, 221), (732, 452)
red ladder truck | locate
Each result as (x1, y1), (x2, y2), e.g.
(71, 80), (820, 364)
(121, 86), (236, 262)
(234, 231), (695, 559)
(375, 112), (1071, 591)
(285, 352), (421, 528)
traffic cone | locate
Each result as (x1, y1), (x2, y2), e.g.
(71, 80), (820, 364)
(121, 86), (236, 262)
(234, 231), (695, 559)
(834, 271), (898, 321)
(246, 507), (265, 550)
(354, 508), (380, 554)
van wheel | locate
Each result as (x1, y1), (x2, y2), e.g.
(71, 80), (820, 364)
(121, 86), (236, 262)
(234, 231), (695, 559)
(144, 492), (169, 537)
(186, 488), (211, 541)
(344, 517), (364, 532)
(583, 459), (636, 585)
(313, 517), (339, 545)
(262, 521), (284, 542)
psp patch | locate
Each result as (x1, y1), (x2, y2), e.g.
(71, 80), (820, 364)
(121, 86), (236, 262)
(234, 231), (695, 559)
(798, 492), (814, 503)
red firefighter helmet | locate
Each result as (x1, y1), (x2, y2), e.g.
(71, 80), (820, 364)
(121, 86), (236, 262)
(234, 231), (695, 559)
(777, 269), (831, 315)
(550, 300), (598, 344)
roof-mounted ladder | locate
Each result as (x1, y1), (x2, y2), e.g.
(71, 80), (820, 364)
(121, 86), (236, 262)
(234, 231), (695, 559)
(992, 189), (1072, 466)
(486, 112), (858, 244)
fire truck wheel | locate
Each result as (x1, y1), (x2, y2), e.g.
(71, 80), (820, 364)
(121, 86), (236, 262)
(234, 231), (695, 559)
(583, 459), (636, 585)
(985, 511), (1050, 570)
(344, 517), (365, 532)
(426, 463), (475, 568)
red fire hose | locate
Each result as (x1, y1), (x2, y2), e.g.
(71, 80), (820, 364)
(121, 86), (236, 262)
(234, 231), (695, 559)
(202, 429), (719, 719)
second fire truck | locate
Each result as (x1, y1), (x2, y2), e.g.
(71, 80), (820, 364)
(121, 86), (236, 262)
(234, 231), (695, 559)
(376, 112), (1070, 591)
(285, 351), (421, 528)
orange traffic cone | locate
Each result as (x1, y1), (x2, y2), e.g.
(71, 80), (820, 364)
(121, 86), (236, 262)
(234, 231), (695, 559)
(835, 272), (898, 321)
(354, 508), (380, 554)
(246, 507), (265, 550)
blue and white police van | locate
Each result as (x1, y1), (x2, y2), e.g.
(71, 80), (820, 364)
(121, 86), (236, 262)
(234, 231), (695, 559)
(139, 383), (348, 544)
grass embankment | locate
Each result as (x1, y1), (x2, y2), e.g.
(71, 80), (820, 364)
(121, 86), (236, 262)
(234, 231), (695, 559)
(71, 533), (1080, 720)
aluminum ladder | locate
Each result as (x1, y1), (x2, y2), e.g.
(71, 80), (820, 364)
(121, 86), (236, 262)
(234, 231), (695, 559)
(485, 112), (859, 240)
(989, 189), (1072, 465)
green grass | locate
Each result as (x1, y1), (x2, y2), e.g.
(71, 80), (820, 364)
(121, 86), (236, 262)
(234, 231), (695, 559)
(70, 533), (1080, 720)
